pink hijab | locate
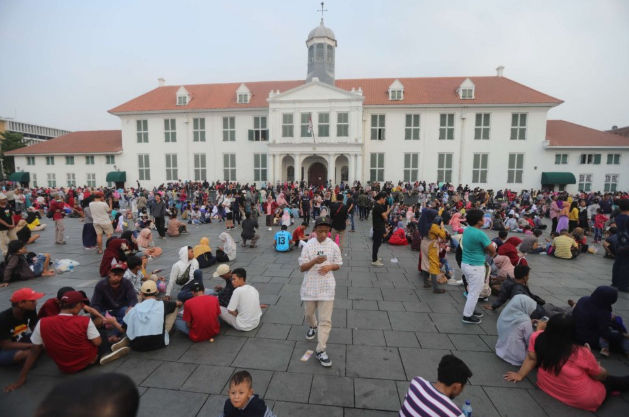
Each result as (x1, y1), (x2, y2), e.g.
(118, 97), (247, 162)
(136, 228), (153, 248)
(494, 255), (515, 279)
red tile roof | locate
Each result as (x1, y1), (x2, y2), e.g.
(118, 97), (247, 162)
(607, 126), (629, 138)
(6, 130), (122, 155)
(546, 120), (629, 147)
(109, 76), (562, 114)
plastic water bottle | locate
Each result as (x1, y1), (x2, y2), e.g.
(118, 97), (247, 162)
(462, 400), (472, 417)
(68, 264), (74, 273)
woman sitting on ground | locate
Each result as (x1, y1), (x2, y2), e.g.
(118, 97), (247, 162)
(0, 240), (55, 287)
(99, 238), (129, 277)
(216, 232), (236, 262)
(15, 219), (40, 245)
(498, 237), (526, 266)
(573, 286), (629, 357)
(504, 313), (629, 412)
(193, 237), (216, 268)
(136, 228), (163, 258)
(167, 211), (188, 237)
(490, 254), (515, 292)
(496, 294), (538, 365)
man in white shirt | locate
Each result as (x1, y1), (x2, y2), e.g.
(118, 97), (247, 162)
(219, 268), (261, 332)
(89, 192), (113, 254)
(298, 216), (343, 367)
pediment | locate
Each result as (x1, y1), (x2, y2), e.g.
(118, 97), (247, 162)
(268, 80), (363, 103)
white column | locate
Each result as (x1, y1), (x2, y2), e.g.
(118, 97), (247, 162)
(328, 154), (336, 185)
(356, 153), (363, 183)
(348, 153), (355, 185)
(273, 154), (281, 184)
(294, 154), (301, 183)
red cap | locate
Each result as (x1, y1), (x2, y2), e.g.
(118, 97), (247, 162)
(10, 288), (45, 303)
(110, 262), (127, 272)
(59, 291), (89, 305)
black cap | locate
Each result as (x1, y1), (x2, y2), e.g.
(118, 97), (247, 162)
(314, 216), (332, 227)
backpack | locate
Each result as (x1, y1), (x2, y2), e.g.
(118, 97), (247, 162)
(175, 263), (192, 286)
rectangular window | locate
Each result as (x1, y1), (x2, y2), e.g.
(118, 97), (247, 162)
(507, 153), (524, 183)
(604, 174), (618, 192)
(510, 113), (527, 140)
(237, 93), (249, 104)
(554, 153), (568, 165)
(472, 153), (489, 183)
(370, 114), (385, 140)
(437, 153), (453, 183)
(165, 154), (178, 181)
(65, 156), (74, 165)
(474, 113), (490, 140)
(86, 173), (96, 187)
(66, 173), (76, 187)
(136, 120), (148, 143)
(282, 113), (294, 137)
(403, 153), (419, 182)
(390, 89), (403, 100)
(301, 113), (312, 137)
(439, 114), (455, 140)
(164, 118), (176, 142)
(138, 154), (150, 181)
(607, 153), (620, 165)
(85, 155), (95, 165)
(405, 114), (420, 140)
(370, 153), (385, 182)
(26, 156), (35, 165)
(336, 112), (349, 137)
(578, 174), (593, 192)
(223, 153), (236, 181)
(32, 173), (37, 188)
(253, 153), (268, 182)
(222, 117), (235, 142)
(248, 116), (268, 141)
(106, 155), (115, 164)
(318, 112), (329, 137)
(47, 173), (56, 187)
(193, 118), (206, 142)
(580, 153), (602, 164)
(193, 154), (207, 181)
(46, 156), (54, 165)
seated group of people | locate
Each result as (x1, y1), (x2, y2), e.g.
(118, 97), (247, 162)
(1, 258), (263, 391)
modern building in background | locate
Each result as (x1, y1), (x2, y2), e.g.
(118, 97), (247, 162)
(7, 19), (629, 192)
(0, 117), (71, 145)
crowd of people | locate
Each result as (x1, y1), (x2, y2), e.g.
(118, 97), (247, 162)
(0, 179), (628, 415)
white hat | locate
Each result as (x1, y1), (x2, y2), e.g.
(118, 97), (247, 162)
(0, 193), (6, 200)
(213, 264), (230, 278)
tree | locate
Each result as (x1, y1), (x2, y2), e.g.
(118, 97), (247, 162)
(0, 131), (26, 179)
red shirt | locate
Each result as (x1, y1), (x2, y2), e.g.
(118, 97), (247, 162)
(40, 315), (98, 373)
(183, 295), (220, 342)
(292, 227), (305, 243)
(38, 298), (61, 319)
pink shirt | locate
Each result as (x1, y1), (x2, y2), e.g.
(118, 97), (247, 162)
(528, 331), (606, 411)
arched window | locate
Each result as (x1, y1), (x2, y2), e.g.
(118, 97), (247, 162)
(287, 166), (295, 182)
(341, 166), (348, 182)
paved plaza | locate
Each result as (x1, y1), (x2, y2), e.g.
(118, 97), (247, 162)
(1, 217), (628, 417)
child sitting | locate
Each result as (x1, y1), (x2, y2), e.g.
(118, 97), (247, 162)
(222, 371), (276, 417)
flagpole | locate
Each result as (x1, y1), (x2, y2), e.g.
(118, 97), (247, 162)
(309, 116), (317, 144)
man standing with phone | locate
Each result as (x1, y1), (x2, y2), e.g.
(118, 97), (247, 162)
(371, 192), (390, 267)
(298, 216), (342, 367)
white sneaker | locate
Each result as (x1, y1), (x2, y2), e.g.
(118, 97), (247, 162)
(371, 260), (385, 267)
(447, 279), (463, 286)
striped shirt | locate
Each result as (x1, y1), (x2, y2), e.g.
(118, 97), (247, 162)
(400, 377), (464, 417)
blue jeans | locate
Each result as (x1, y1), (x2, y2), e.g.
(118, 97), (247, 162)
(594, 227), (603, 241)
(174, 315), (189, 336)
(349, 207), (355, 231)
(177, 269), (204, 302)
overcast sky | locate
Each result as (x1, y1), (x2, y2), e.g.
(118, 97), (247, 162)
(1, 0), (627, 131)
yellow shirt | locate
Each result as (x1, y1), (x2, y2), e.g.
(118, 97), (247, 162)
(553, 235), (577, 259)
(569, 208), (579, 221)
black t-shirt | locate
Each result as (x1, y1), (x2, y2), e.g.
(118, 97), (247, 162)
(0, 206), (14, 231)
(331, 202), (349, 230)
(218, 280), (235, 307)
(241, 218), (258, 239)
(301, 196), (311, 210)
(372, 203), (386, 232)
(0, 307), (37, 343)
(127, 300), (177, 352)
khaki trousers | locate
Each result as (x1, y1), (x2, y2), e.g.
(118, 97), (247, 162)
(304, 300), (334, 352)
(0, 229), (17, 254)
(55, 219), (65, 243)
(163, 306), (179, 333)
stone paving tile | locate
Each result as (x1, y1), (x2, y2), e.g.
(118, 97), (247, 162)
(388, 311), (435, 332)
(272, 401), (343, 417)
(346, 345), (406, 380)
(112, 357), (164, 385)
(352, 329), (386, 346)
(309, 375), (355, 407)
(179, 335), (246, 365)
(354, 377), (400, 411)
(141, 361), (197, 389)
(255, 323), (292, 339)
(348, 287), (383, 301)
(232, 338), (295, 371)
(416, 332), (456, 350)
(458, 385), (501, 417)
(265, 372), (312, 403)
(483, 386), (547, 417)
(137, 388), (207, 417)
(527, 388), (595, 417)
(196, 395), (228, 417)
(384, 330), (420, 347)
(347, 309), (391, 329)
(352, 300), (379, 310)
(399, 348), (451, 381)
(430, 312), (488, 334)
(453, 351), (534, 389)
(378, 300), (406, 311)
(181, 365), (234, 394)
(344, 409), (398, 417)
(448, 334), (492, 352)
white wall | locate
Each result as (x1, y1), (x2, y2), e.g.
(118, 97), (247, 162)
(14, 154), (120, 187)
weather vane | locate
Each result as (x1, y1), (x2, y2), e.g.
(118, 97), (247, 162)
(317, 2), (327, 22)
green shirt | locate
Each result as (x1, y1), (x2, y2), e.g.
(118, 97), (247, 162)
(461, 227), (491, 266)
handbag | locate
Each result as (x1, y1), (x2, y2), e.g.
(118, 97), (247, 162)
(175, 263), (192, 285)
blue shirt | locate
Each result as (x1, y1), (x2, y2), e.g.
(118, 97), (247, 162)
(462, 227), (491, 266)
(274, 230), (292, 252)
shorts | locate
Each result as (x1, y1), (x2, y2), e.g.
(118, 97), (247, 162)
(94, 222), (114, 236)
(0, 349), (18, 365)
(31, 254), (47, 276)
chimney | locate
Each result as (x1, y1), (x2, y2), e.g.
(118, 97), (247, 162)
(612, 125), (618, 130)
(158, 77), (165, 87)
(496, 66), (504, 77)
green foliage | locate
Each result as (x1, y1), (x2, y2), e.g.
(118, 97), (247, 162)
(0, 131), (26, 178)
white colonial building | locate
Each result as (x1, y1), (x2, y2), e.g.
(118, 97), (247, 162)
(8, 19), (629, 192)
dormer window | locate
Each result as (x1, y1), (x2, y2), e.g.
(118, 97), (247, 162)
(236, 83), (251, 104)
(458, 78), (475, 99)
(176, 86), (190, 106)
(388, 79), (404, 101)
